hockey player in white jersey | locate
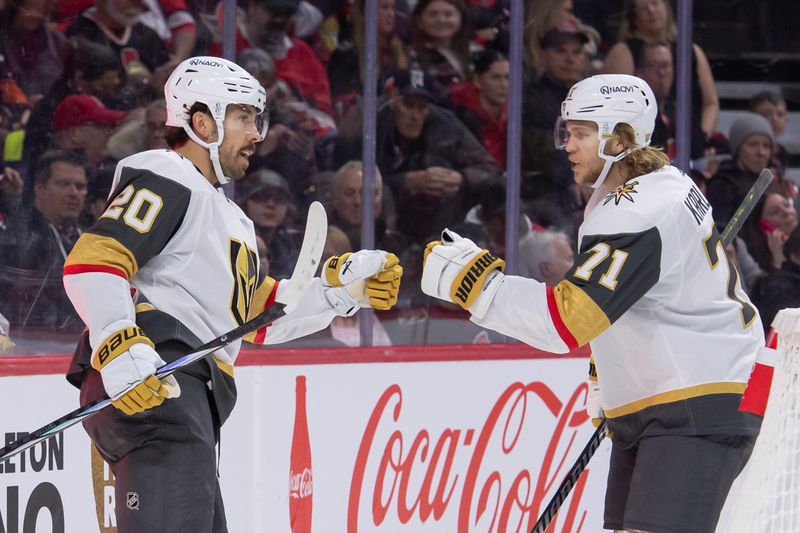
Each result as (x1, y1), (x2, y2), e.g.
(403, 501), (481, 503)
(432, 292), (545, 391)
(421, 74), (763, 533)
(61, 57), (402, 532)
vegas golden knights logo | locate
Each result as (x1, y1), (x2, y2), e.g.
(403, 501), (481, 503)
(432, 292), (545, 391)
(229, 239), (258, 325)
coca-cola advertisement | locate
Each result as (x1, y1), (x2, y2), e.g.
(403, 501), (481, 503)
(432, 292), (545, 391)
(220, 347), (610, 532)
(0, 345), (609, 532)
(290, 375), (313, 532)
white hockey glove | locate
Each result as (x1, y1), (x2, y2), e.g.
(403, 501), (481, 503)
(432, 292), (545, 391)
(587, 355), (604, 427)
(91, 321), (180, 416)
(420, 229), (506, 319)
(322, 250), (403, 316)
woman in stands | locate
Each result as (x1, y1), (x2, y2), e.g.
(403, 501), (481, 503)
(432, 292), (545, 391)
(602, 0), (719, 138)
(409, 0), (473, 100)
(741, 191), (798, 273)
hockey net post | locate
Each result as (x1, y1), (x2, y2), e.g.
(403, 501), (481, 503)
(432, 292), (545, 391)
(718, 307), (800, 532)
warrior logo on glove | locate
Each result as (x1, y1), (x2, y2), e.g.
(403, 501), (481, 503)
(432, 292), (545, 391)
(451, 250), (504, 307)
(421, 230), (506, 318)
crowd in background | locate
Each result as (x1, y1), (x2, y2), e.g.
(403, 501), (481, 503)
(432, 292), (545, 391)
(0, 0), (797, 352)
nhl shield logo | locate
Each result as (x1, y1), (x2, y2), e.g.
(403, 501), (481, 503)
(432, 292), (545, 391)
(126, 492), (140, 511)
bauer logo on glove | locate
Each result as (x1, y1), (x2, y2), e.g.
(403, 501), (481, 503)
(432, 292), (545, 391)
(92, 323), (181, 415)
(421, 229), (506, 319)
(323, 250), (403, 315)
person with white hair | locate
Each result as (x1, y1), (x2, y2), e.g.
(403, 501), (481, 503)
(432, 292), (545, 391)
(517, 228), (574, 286)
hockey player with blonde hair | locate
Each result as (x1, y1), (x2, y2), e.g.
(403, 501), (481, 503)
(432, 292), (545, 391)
(421, 74), (763, 532)
(62, 57), (402, 532)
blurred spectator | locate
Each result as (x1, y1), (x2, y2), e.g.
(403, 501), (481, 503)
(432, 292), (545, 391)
(518, 227), (575, 286)
(750, 226), (800, 335)
(521, 28), (588, 214)
(410, 0), (472, 99)
(458, 182), (533, 259)
(634, 42), (705, 162)
(238, 47), (334, 191)
(56, 0), (196, 60)
(740, 191), (798, 273)
(139, 0), (197, 61)
(327, 0), (408, 120)
(0, 0), (71, 102)
(750, 91), (790, 178)
(602, 0), (718, 137)
(106, 98), (167, 159)
(524, 0), (600, 76)
(81, 166), (114, 226)
(65, 0), (172, 92)
(0, 55), (29, 138)
(328, 160), (406, 253)
(52, 94), (127, 169)
(363, 65), (502, 245)
(450, 47), (508, 166)
(466, 0), (507, 49)
(0, 165), (23, 218)
(236, 169), (301, 279)
(706, 113), (774, 225)
(0, 149), (87, 330)
(22, 39), (124, 180)
(214, 0), (332, 115)
(254, 234), (270, 274)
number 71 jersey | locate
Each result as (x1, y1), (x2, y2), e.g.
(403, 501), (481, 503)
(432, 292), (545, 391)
(474, 165), (764, 422)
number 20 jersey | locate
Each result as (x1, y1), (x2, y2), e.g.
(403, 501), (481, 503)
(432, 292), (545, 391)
(64, 149), (335, 371)
(474, 165), (764, 440)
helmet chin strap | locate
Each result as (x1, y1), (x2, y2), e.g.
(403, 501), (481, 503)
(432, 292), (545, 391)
(183, 122), (230, 184)
(591, 137), (633, 189)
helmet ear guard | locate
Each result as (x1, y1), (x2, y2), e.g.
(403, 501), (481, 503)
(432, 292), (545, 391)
(164, 56), (269, 184)
(556, 74), (657, 189)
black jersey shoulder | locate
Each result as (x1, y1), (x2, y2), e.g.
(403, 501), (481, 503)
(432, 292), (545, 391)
(87, 166), (192, 271)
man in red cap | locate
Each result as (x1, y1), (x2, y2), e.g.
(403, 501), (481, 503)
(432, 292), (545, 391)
(52, 94), (127, 168)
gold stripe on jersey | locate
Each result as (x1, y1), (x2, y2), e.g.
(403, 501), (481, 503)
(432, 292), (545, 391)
(605, 382), (747, 418)
(243, 276), (278, 344)
(552, 279), (611, 346)
(65, 233), (139, 278)
(247, 276), (278, 322)
(213, 355), (235, 377)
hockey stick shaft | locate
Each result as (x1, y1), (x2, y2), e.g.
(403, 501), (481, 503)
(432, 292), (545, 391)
(0, 202), (328, 463)
(0, 304), (286, 462)
(529, 169), (774, 533)
(719, 168), (773, 247)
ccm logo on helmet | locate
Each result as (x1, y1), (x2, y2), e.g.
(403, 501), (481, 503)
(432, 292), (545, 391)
(600, 85), (636, 95)
(189, 59), (223, 68)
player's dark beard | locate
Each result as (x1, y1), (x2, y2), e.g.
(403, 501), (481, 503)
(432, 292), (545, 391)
(221, 142), (256, 180)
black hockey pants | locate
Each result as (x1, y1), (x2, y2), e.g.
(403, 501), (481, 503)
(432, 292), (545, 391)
(80, 342), (227, 533)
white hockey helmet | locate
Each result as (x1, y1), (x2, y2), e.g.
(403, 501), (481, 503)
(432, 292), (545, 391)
(165, 56), (269, 184)
(555, 74), (657, 188)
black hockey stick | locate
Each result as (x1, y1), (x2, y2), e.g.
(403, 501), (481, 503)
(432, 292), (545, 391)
(529, 168), (774, 533)
(0, 201), (328, 463)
